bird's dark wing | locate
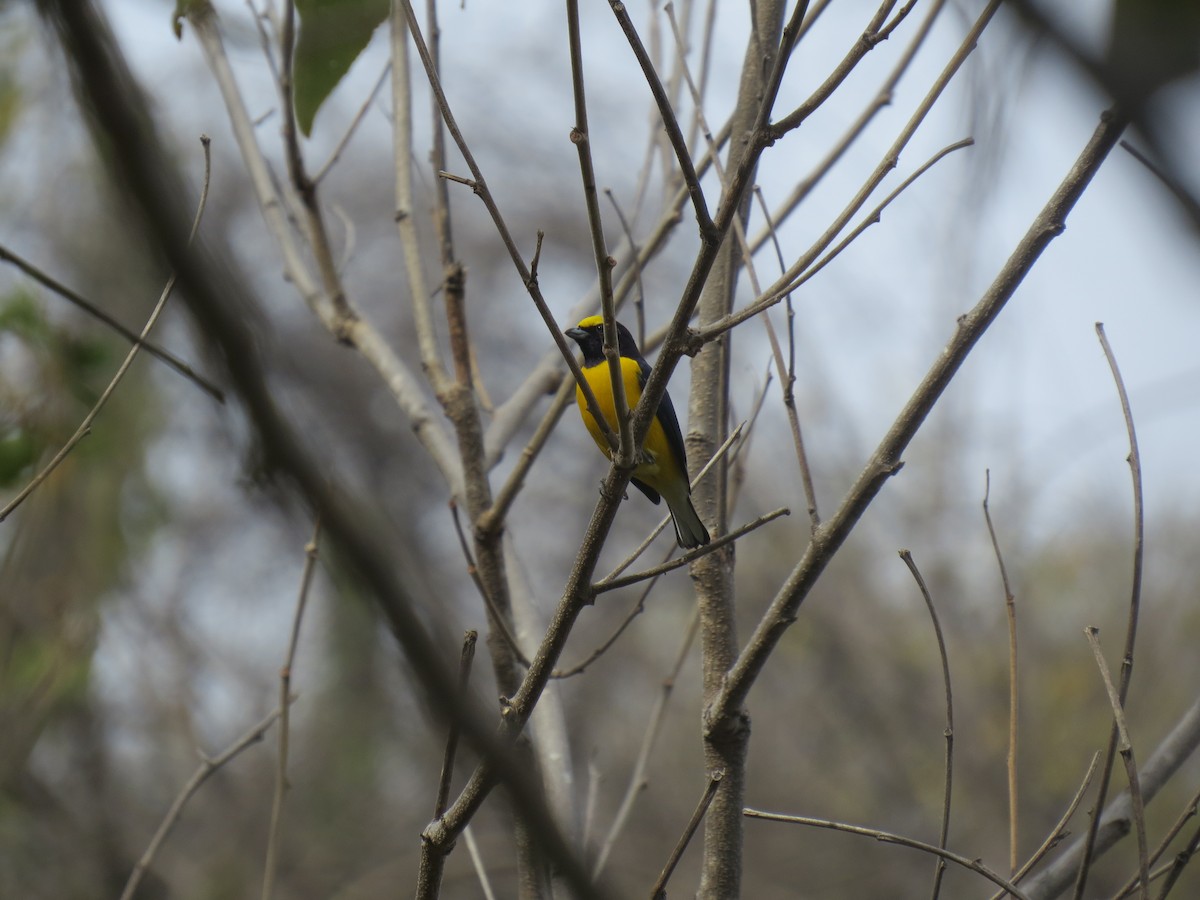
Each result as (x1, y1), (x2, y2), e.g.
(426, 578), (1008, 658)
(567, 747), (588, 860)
(636, 357), (690, 484)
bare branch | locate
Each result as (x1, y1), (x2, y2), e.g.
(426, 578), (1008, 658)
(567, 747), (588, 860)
(313, 61), (390, 184)
(435, 631), (478, 818)
(566, 0), (632, 464)
(983, 470), (1020, 875)
(1022, 698), (1200, 900)
(743, 809), (1032, 900)
(749, 0), (948, 253)
(651, 770), (725, 899)
(186, 4), (464, 496)
(449, 502), (529, 668)
(2, 135), (214, 522)
(397, 0), (614, 453)
(1113, 782), (1200, 899)
(594, 507), (789, 595)
(0, 243), (224, 402)
(986, 752), (1101, 900)
(591, 611), (700, 879)
(898, 549), (954, 900)
(119, 707), (283, 900)
(1071, 321), (1148, 899)
(707, 108), (1128, 731)
(705, 134), (974, 341)
(606, 0), (715, 238)
(1085, 626), (1150, 899)
(261, 518), (322, 900)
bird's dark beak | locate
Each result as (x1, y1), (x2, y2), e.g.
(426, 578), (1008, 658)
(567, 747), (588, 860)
(565, 327), (586, 342)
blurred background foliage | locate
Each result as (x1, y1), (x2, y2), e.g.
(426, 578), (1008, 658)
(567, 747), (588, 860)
(1, 1), (1199, 898)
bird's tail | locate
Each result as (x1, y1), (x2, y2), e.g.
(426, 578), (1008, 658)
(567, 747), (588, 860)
(667, 492), (710, 550)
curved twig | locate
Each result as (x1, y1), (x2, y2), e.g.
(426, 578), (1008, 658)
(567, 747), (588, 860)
(983, 470), (1020, 875)
(119, 707), (283, 900)
(898, 549), (954, 900)
(0, 243), (224, 402)
(986, 752), (1100, 900)
(261, 518), (322, 900)
(707, 108), (1127, 731)
(1, 136), (214, 523)
(1071, 322), (1147, 899)
(743, 808), (1031, 900)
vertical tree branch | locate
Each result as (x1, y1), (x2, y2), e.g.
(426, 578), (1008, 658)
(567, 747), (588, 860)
(261, 519), (321, 900)
(708, 108), (1128, 728)
(899, 549), (955, 900)
(984, 471), (1020, 875)
(1071, 321), (1147, 899)
(687, 4), (786, 898)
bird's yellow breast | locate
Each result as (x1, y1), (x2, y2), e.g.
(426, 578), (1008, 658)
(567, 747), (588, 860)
(575, 357), (681, 490)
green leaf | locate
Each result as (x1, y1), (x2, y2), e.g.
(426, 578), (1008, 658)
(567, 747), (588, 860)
(0, 428), (37, 488)
(294, 0), (390, 137)
(0, 290), (49, 344)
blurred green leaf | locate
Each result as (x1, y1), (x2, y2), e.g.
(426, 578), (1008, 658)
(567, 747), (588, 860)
(0, 290), (48, 344)
(294, 0), (389, 137)
(0, 428), (37, 487)
(1110, 0), (1200, 98)
(0, 73), (19, 149)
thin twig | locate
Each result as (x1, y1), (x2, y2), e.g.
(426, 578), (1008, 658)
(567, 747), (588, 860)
(1112, 782), (1200, 899)
(750, 182), (819, 527)
(650, 770), (725, 899)
(463, 825), (498, 900)
(769, 1), (906, 137)
(435, 631), (478, 817)
(391, 3), (449, 396)
(555, 439), (765, 678)
(118, 707), (284, 900)
(1073, 322), (1147, 899)
(554, 560), (665, 681)
(898, 549), (954, 900)
(986, 752), (1101, 900)
(1085, 626), (1150, 900)
(743, 808), (1032, 900)
(604, 189), (646, 348)
(1151, 817), (1200, 899)
(598, 420), (746, 583)
(594, 507), (788, 594)
(701, 7), (992, 344)
(705, 137), (975, 341)
(605, 0), (715, 238)
(0, 244), (224, 402)
(984, 470), (1020, 875)
(313, 61), (391, 184)
(1021, 698), (1200, 899)
(244, 0), (280, 86)
(261, 518), (322, 900)
(188, 4), (464, 495)
(1118, 140), (1200, 228)
(478, 372), (573, 539)
(664, 1), (819, 536)
(566, 0), (633, 466)
(449, 502), (529, 668)
(1, 136), (214, 523)
(707, 108), (1127, 733)
(398, 0), (614, 452)
(749, 0), (949, 253)
(591, 610), (700, 878)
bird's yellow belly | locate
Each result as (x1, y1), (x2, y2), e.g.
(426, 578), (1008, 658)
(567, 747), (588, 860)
(576, 371), (675, 492)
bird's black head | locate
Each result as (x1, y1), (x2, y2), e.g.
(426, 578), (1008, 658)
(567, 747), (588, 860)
(565, 315), (641, 366)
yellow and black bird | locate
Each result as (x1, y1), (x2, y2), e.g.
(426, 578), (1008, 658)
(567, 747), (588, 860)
(565, 315), (710, 549)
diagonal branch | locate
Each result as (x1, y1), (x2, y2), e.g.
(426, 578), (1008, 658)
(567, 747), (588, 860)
(0, 243), (224, 402)
(706, 107), (1128, 731)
